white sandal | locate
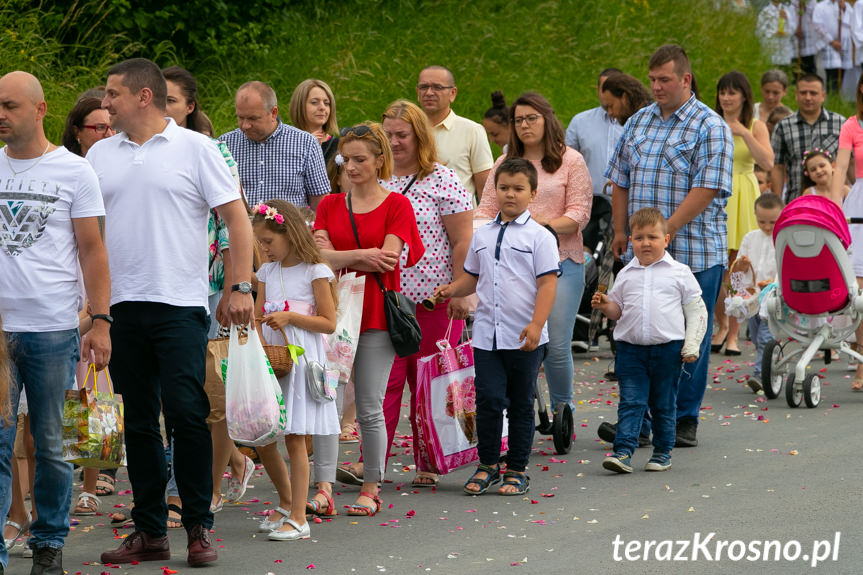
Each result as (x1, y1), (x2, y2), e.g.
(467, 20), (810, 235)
(74, 491), (101, 516)
(257, 506), (291, 532)
(4, 512), (31, 548)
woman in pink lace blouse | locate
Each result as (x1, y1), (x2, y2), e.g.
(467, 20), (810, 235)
(476, 91), (593, 413)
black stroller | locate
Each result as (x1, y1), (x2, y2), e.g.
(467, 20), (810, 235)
(536, 196), (616, 454)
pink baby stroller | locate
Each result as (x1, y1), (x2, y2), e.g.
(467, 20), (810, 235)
(762, 195), (863, 408)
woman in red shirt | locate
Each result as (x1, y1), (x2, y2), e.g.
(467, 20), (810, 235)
(314, 122), (423, 516)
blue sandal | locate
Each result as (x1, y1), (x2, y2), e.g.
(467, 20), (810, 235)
(463, 464), (501, 495)
(499, 470), (530, 496)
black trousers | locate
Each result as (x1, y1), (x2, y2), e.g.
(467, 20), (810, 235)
(110, 301), (213, 536)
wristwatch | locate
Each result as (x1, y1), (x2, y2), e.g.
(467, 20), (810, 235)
(91, 313), (113, 325)
(231, 282), (253, 295)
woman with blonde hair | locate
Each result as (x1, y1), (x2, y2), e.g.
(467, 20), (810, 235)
(289, 79), (340, 185)
(331, 100), (473, 490)
(313, 122), (424, 516)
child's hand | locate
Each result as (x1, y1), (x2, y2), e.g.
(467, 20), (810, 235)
(682, 354), (698, 363)
(519, 322), (542, 352)
(591, 292), (609, 309)
(263, 311), (293, 330)
(434, 284), (453, 300)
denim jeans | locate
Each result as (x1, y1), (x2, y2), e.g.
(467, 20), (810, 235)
(748, 315), (773, 378)
(614, 340), (682, 456)
(474, 345), (546, 473)
(544, 259), (585, 411)
(0, 329), (78, 566)
(677, 264), (724, 423)
(110, 302), (213, 537)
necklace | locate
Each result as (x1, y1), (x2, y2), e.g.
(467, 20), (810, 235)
(5, 143), (51, 176)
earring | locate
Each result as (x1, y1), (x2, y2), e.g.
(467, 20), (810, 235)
(76, 138), (81, 144)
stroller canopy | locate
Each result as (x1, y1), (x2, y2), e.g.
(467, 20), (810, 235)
(774, 195), (851, 249)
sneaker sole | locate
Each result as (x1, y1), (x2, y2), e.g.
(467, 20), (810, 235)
(644, 462), (671, 472)
(602, 457), (633, 474)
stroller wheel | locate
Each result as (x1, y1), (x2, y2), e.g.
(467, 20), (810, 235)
(803, 373), (822, 408)
(785, 374), (803, 408)
(762, 340), (783, 399)
(551, 403), (574, 455)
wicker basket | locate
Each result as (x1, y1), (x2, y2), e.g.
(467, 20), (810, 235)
(725, 259), (760, 321)
(255, 320), (293, 377)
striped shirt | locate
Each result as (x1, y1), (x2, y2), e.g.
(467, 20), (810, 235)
(219, 122), (330, 207)
(771, 108), (844, 201)
(606, 95), (733, 273)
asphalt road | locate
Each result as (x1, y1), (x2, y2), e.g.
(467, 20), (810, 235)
(12, 337), (863, 575)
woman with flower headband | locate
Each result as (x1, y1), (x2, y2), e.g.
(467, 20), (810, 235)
(313, 122), (424, 517)
(711, 71), (774, 357)
(331, 100), (473, 491)
(831, 71), (863, 388)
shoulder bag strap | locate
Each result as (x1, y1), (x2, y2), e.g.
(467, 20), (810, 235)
(346, 192), (387, 293)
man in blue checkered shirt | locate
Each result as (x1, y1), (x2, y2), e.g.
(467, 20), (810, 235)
(606, 44), (732, 449)
(220, 81), (330, 210)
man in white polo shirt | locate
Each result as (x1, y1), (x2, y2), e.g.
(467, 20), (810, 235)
(417, 65), (494, 201)
(87, 58), (254, 568)
(0, 70), (111, 575)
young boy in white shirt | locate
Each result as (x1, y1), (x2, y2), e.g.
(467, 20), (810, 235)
(735, 193), (784, 393)
(434, 157), (559, 496)
(592, 208), (707, 473)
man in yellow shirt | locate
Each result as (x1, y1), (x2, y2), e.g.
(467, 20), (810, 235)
(416, 65), (494, 201)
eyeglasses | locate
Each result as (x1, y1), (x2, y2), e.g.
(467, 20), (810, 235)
(340, 125), (381, 145)
(82, 124), (113, 135)
(513, 114), (542, 127)
(417, 83), (454, 93)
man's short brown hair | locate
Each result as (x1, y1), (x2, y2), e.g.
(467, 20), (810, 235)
(648, 44), (691, 78)
(630, 207), (667, 234)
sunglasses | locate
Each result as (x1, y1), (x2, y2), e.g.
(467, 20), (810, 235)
(340, 125), (381, 145)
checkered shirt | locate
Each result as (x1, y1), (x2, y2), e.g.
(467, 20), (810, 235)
(219, 122), (330, 207)
(606, 95), (733, 273)
(771, 108), (844, 201)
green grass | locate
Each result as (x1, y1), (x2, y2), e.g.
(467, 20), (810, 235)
(10, 0), (854, 143)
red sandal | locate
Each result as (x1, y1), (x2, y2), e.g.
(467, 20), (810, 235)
(305, 489), (338, 517)
(346, 491), (382, 517)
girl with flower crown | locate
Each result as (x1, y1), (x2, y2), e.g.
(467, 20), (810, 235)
(250, 198), (339, 541)
(802, 148), (848, 206)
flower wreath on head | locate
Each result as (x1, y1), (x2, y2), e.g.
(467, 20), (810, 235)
(252, 202), (285, 225)
(801, 147), (833, 176)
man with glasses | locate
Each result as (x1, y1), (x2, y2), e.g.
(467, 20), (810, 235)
(416, 65), (493, 201)
(220, 81), (330, 209)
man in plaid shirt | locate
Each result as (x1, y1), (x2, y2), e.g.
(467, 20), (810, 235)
(606, 44), (732, 448)
(770, 74), (844, 201)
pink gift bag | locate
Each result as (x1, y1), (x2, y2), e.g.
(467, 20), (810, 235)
(415, 337), (508, 475)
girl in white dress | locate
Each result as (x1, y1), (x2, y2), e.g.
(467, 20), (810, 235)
(251, 199), (339, 541)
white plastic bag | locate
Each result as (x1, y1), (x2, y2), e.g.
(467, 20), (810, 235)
(225, 325), (287, 446)
(325, 272), (365, 386)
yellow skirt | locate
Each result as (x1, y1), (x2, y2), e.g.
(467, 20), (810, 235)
(726, 172), (759, 251)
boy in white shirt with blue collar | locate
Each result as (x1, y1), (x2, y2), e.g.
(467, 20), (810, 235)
(592, 208), (707, 473)
(435, 157), (559, 496)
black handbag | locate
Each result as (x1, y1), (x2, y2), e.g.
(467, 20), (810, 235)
(346, 189), (422, 358)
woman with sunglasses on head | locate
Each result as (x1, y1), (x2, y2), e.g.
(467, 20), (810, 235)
(476, 92), (593, 429)
(313, 122), (423, 517)
(330, 100), (473, 492)
(289, 79), (340, 188)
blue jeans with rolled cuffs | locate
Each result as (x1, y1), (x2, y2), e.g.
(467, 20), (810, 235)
(0, 329), (78, 568)
(614, 340), (682, 456)
(543, 259), (585, 412)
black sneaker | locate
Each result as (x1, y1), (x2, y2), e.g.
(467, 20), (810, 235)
(675, 419), (698, 447)
(602, 452), (633, 474)
(597, 422), (651, 447)
(31, 546), (62, 575)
